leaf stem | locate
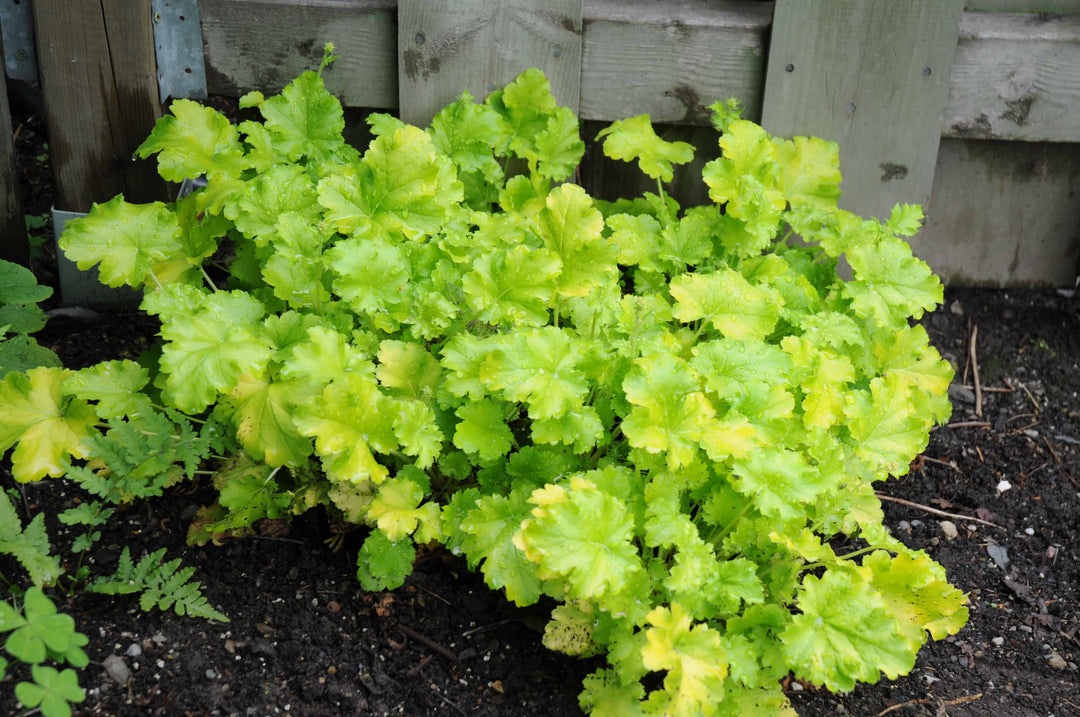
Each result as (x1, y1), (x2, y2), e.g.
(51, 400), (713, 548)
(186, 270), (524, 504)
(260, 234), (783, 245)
(200, 265), (219, 292)
(706, 500), (752, 546)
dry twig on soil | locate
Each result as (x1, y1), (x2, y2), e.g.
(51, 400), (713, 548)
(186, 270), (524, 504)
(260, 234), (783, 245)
(876, 494), (1005, 531)
(876, 692), (983, 716)
(969, 324), (983, 417)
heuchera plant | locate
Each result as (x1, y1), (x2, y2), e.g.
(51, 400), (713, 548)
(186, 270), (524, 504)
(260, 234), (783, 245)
(0, 45), (967, 714)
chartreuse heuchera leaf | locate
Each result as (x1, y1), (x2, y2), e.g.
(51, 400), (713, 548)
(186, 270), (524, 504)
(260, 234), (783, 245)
(0, 48), (964, 715)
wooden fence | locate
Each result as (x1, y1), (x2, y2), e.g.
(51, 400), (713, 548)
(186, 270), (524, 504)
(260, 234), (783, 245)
(2, 0), (1079, 300)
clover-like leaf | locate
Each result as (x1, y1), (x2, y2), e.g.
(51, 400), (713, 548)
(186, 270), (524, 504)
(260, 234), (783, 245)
(3, 587), (89, 666)
(14, 665), (85, 717)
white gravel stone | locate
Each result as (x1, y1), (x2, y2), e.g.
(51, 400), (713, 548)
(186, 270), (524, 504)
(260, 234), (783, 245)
(103, 655), (130, 685)
(940, 520), (959, 539)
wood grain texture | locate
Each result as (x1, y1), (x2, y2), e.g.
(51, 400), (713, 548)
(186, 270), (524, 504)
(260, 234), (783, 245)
(397, 0), (582, 127)
(914, 138), (1080, 287)
(1, 32), (28, 265)
(762, 0), (963, 221)
(964, 0), (1080, 11)
(580, 0), (771, 124)
(31, 0), (166, 212)
(199, 0), (397, 108)
(942, 11), (1080, 141)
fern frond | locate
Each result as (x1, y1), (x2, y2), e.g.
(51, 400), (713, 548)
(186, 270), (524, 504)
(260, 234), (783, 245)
(0, 491), (62, 586)
(89, 547), (228, 622)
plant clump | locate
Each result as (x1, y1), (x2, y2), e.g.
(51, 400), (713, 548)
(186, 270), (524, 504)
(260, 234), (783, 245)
(0, 44), (966, 715)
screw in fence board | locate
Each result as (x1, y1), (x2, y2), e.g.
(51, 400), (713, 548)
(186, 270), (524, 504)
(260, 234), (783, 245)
(397, 0), (583, 128)
(761, 0), (963, 223)
(1, 31), (29, 265)
(31, 0), (168, 306)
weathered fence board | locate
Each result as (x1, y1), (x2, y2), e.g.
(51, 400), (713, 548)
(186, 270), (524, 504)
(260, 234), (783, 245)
(943, 12), (1080, 142)
(1, 33), (27, 264)
(31, 0), (166, 212)
(32, 1), (165, 306)
(761, 0), (963, 222)
(580, 0), (770, 124)
(914, 138), (1080, 286)
(965, 0), (1080, 11)
(199, 0), (398, 108)
(397, 0), (583, 127)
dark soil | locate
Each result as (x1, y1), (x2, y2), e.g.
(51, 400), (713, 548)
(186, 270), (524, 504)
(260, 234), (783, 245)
(4, 89), (1079, 716)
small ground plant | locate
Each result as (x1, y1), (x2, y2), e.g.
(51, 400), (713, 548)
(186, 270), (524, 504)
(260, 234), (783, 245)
(0, 258), (61, 377)
(0, 261), (225, 715)
(0, 45), (966, 715)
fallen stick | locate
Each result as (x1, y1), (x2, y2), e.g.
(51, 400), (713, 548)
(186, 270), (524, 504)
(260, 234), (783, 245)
(393, 622), (460, 663)
(1009, 378), (1040, 415)
(876, 494), (1005, 531)
(945, 421), (991, 429)
(958, 384), (1012, 393)
(877, 693), (983, 716)
(969, 324), (983, 417)
(922, 456), (962, 472)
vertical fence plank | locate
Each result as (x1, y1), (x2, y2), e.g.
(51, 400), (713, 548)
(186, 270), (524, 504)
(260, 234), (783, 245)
(32, 1), (165, 306)
(31, 0), (166, 213)
(762, 0), (963, 221)
(1, 36), (29, 264)
(397, 0), (583, 127)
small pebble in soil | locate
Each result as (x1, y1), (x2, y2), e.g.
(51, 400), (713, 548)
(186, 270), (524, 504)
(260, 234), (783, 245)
(940, 520), (958, 539)
(125, 643), (142, 657)
(993, 637), (1005, 646)
(1025, 527), (1035, 535)
(1047, 652), (1068, 670)
(103, 654), (130, 685)
(897, 520), (911, 533)
(206, 669), (218, 679)
(948, 384), (976, 405)
(997, 479), (1012, 494)
(987, 543), (1010, 570)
